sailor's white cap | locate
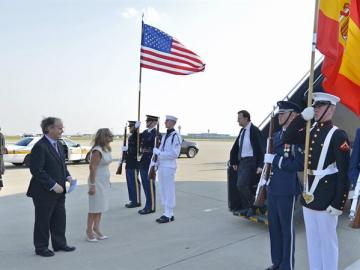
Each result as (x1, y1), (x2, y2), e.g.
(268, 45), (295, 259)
(165, 115), (178, 121)
(313, 92), (340, 106)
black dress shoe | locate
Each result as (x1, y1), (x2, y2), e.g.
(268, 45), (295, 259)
(238, 208), (249, 216)
(265, 265), (279, 270)
(138, 208), (155, 215)
(156, 215), (175, 223)
(125, 202), (141, 208)
(246, 207), (256, 218)
(35, 249), (54, 257)
(53, 245), (76, 252)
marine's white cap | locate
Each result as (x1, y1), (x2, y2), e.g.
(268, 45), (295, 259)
(313, 92), (340, 106)
(166, 115), (178, 121)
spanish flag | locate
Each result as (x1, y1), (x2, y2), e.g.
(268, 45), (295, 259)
(317, 0), (360, 116)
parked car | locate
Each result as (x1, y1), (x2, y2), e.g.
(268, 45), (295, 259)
(4, 136), (91, 166)
(180, 139), (199, 158)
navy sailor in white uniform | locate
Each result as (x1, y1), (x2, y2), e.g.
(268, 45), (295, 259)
(264, 101), (304, 270)
(153, 115), (181, 223)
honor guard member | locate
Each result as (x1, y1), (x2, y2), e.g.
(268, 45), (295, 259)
(0, 127), (5, 191)
(348, 128), (360, 188)
(282, 92), (350, 270)
(123, 121), (141, 208)
(153, 115), (181, 223)
(264, 101), (304, 270)
(138, 115), (159, 215)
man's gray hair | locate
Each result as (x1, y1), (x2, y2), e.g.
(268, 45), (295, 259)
(41, 117), (62, 134)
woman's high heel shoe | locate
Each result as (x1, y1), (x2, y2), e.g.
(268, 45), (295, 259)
(94, 231), (108, 240)
(86, 231), (98, 242)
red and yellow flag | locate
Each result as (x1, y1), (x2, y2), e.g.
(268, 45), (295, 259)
(317, 0), (360, 116)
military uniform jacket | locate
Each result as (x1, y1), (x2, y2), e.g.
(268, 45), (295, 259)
(0, 132), (5, 175)
(268, 131), (303, 196)
(348, 128), (360, 187)
(282, 116), (350, 211)
(158, 129), (181, 169)
(125, 131), (139, 170)
(139, 128), (157, 170)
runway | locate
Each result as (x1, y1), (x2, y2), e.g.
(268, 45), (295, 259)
(1, 139), (359, 270)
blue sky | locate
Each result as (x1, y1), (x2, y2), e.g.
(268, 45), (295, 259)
(0, 0), (321, 135)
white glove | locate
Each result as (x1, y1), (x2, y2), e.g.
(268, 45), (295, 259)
(258, 177), (267, 186)
(153, 147), (161, 155)
(135, 121), (141, 129)
(122, 146), (128, 151)
(301, 107), (315, 121)
(326, 206), (343, 216)
(52, 183), (64, 194)
(264, 153), (275, 164)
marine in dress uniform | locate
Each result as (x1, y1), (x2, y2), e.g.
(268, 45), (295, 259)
(124, 121), (141, 208)
(264, 101), (304, 270)
(282, 92), (350, 270)
(138, 115), (159, 215)
(153, 115), (181, 223)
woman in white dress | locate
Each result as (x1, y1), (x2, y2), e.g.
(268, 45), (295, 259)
(86, 128), (113, 242)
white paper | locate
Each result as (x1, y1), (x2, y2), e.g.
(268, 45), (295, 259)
(67, 179), (77, 193)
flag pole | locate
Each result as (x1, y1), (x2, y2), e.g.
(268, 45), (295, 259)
(303, 0), (320, 204)
(136, 14), (144, 162)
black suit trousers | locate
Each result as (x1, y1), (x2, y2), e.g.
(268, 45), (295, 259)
(236, 157), (256, 209)
(33, 197), (67, 251)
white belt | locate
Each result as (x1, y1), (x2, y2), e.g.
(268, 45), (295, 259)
(308, 163), (338, 176)
(306, 126), (338, 196)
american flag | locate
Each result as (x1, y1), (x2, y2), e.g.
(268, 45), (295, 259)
(140, 24), (205, 75)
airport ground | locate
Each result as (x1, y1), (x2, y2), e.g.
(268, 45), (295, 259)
(0, 139), (360, 270)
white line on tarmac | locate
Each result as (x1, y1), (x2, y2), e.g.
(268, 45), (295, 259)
(203, 208), (219, 212)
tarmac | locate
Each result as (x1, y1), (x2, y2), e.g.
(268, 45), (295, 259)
(1, 140), (360, 270)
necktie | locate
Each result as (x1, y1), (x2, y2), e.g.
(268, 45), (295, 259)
(53, 142), (59, 155)
(238, 128), (246, 159)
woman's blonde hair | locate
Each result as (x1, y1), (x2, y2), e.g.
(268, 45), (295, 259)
(91, 128), (113, 152)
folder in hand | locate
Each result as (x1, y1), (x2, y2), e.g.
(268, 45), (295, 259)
(67, 179), (77, 193)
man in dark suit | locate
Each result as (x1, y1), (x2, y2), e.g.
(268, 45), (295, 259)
(27, 117), (76, 257)
(230, 110), (265, 217)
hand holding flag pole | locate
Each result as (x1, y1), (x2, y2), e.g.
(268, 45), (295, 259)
(303, 0), (320, 204)
(136, 13), (145, 163)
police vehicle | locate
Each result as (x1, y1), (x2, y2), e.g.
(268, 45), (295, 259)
(4, 136), (91, 166)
